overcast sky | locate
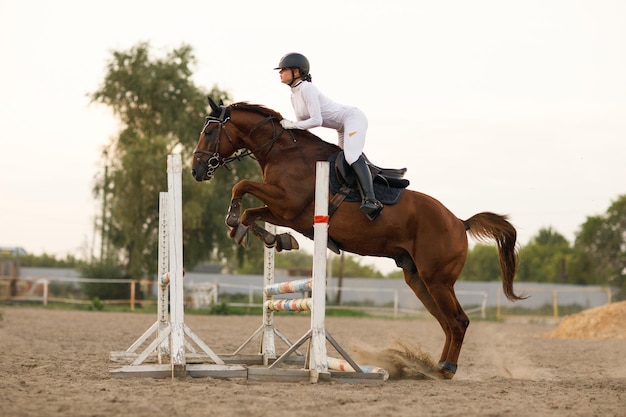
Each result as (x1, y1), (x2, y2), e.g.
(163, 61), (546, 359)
(1, 0), (625, 273)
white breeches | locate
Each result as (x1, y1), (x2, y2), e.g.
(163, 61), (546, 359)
(337, 107), (368, 165)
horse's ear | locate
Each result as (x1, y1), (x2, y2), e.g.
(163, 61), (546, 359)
(207, 96), (220, 112)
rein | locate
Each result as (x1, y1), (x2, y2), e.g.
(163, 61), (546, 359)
(193, 106), (297, 176)
(222, 115), (287, 164)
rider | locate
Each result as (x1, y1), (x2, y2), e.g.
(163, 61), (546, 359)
(275, 52), (383, 220)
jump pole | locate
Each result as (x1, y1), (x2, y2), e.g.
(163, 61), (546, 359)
(109, 154), (245, 379)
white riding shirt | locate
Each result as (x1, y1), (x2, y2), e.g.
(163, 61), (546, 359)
(290, 81), (367, 165)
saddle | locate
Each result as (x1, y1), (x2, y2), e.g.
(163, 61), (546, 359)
(307, 152), (409, 254)
(329, 152), (409, 206)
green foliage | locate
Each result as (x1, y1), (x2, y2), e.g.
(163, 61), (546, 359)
(208, 301), (230, 315)
(90, 42), (265, 280)
(459, 244), (501, 281)
(324, 308), (370, 317)
(90, 297), (105, 311)
(79, 260), (128, 300)
(330, 253), (383, 278)
(13, 253), (79, 268)
(385, 269), (404, 279)
(517, 227), (572, 283)
(572, 194), (626, 299)
(256, 250), (384, 278)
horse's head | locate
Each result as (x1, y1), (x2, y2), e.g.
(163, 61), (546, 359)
(192, 98), (288, 181)
(191, 97), (238, 181)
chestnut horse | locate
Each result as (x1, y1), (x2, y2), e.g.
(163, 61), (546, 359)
(191, 98), (525, 379)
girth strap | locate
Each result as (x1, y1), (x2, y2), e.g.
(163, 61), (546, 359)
(328, 185), (351, 217)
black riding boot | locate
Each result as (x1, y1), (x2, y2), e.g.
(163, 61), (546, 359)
(352, 155), (383, 220)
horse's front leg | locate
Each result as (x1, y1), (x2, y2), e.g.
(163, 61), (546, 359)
(225, 180), (306, 250)
(243, 207), (300, 251)
(225, 197), (243, 229)
(225, 180), (285, 228)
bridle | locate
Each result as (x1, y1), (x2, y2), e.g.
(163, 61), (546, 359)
(193, 105), (291, 179)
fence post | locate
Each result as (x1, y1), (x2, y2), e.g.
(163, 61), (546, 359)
(43, 279), (48, 306)
(552, 290), (559, 319)
(130, 280), (136, 311)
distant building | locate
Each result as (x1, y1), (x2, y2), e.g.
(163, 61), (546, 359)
(0, 246), (27, 257)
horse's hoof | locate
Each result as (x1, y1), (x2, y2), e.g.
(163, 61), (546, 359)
(263, 234), (277, 248)
(275, 233), (299, 252)
(439, 369), (456, 380)
(225, 213), (239, 228)
(425, 369), (454, 380)
(230, 224), (250, 248)
(430, 361), (456, 380)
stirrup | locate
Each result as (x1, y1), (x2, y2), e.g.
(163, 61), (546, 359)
(360, 199), (383, 220)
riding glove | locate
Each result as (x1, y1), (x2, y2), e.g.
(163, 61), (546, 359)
(280, 119), (298, 129)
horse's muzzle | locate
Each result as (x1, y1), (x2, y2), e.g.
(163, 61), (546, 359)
(192, 153), (222, 181)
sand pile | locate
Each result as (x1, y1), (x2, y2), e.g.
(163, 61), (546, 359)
(544, 300), (626, 340)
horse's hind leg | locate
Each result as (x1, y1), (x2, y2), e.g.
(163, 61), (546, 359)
(427, 277), (469, 378)
(404, 269), (469, 379)
(403, 270), (454, 362)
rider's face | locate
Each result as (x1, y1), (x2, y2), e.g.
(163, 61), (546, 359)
(279, 68), (299, 85)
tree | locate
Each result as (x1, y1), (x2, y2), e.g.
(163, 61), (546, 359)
(243, 250), (382, 278)
(329, 254), (382, 278)
(458, 244), (501, 281)
(516, 227), (572, 283)
(90, 42), (263, 280)
(572, 195), (626, 298)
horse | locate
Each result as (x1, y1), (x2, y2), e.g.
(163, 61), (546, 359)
(191, 97), (525, 379)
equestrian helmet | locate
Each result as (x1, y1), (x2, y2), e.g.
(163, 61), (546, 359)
(274, 53), (310, 75)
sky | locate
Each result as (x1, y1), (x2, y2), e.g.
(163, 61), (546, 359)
(1, 0), (625, 274)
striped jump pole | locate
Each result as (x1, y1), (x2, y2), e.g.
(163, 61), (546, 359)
(264, 278), (313, 312)
(327, 357), (389, 381)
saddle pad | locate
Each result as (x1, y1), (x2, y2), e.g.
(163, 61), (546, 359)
(328, 153), (405, 205)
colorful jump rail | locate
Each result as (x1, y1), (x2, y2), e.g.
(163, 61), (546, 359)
(263, 278), (313, 311)
(264, 278), (312, 295)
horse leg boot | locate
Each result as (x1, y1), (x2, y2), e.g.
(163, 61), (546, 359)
(351, 155), (383, 220)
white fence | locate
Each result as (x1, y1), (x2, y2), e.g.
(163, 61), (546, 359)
(2, 275), (615, 321)
(188, 281), (489, 319)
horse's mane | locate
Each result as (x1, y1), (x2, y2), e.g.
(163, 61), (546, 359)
(230, 101), (340, 152)
(231, 101), (284, 121)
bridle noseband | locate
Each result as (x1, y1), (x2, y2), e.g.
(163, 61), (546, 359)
(193, 105), (290, 179)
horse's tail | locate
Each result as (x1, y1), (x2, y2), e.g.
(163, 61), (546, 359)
(463, 212), (527, 301)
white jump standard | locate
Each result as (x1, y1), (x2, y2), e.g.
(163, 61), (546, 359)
(109, 154), (245, 379)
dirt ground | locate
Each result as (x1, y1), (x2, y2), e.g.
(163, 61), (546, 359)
(0, 305), (624, 417)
